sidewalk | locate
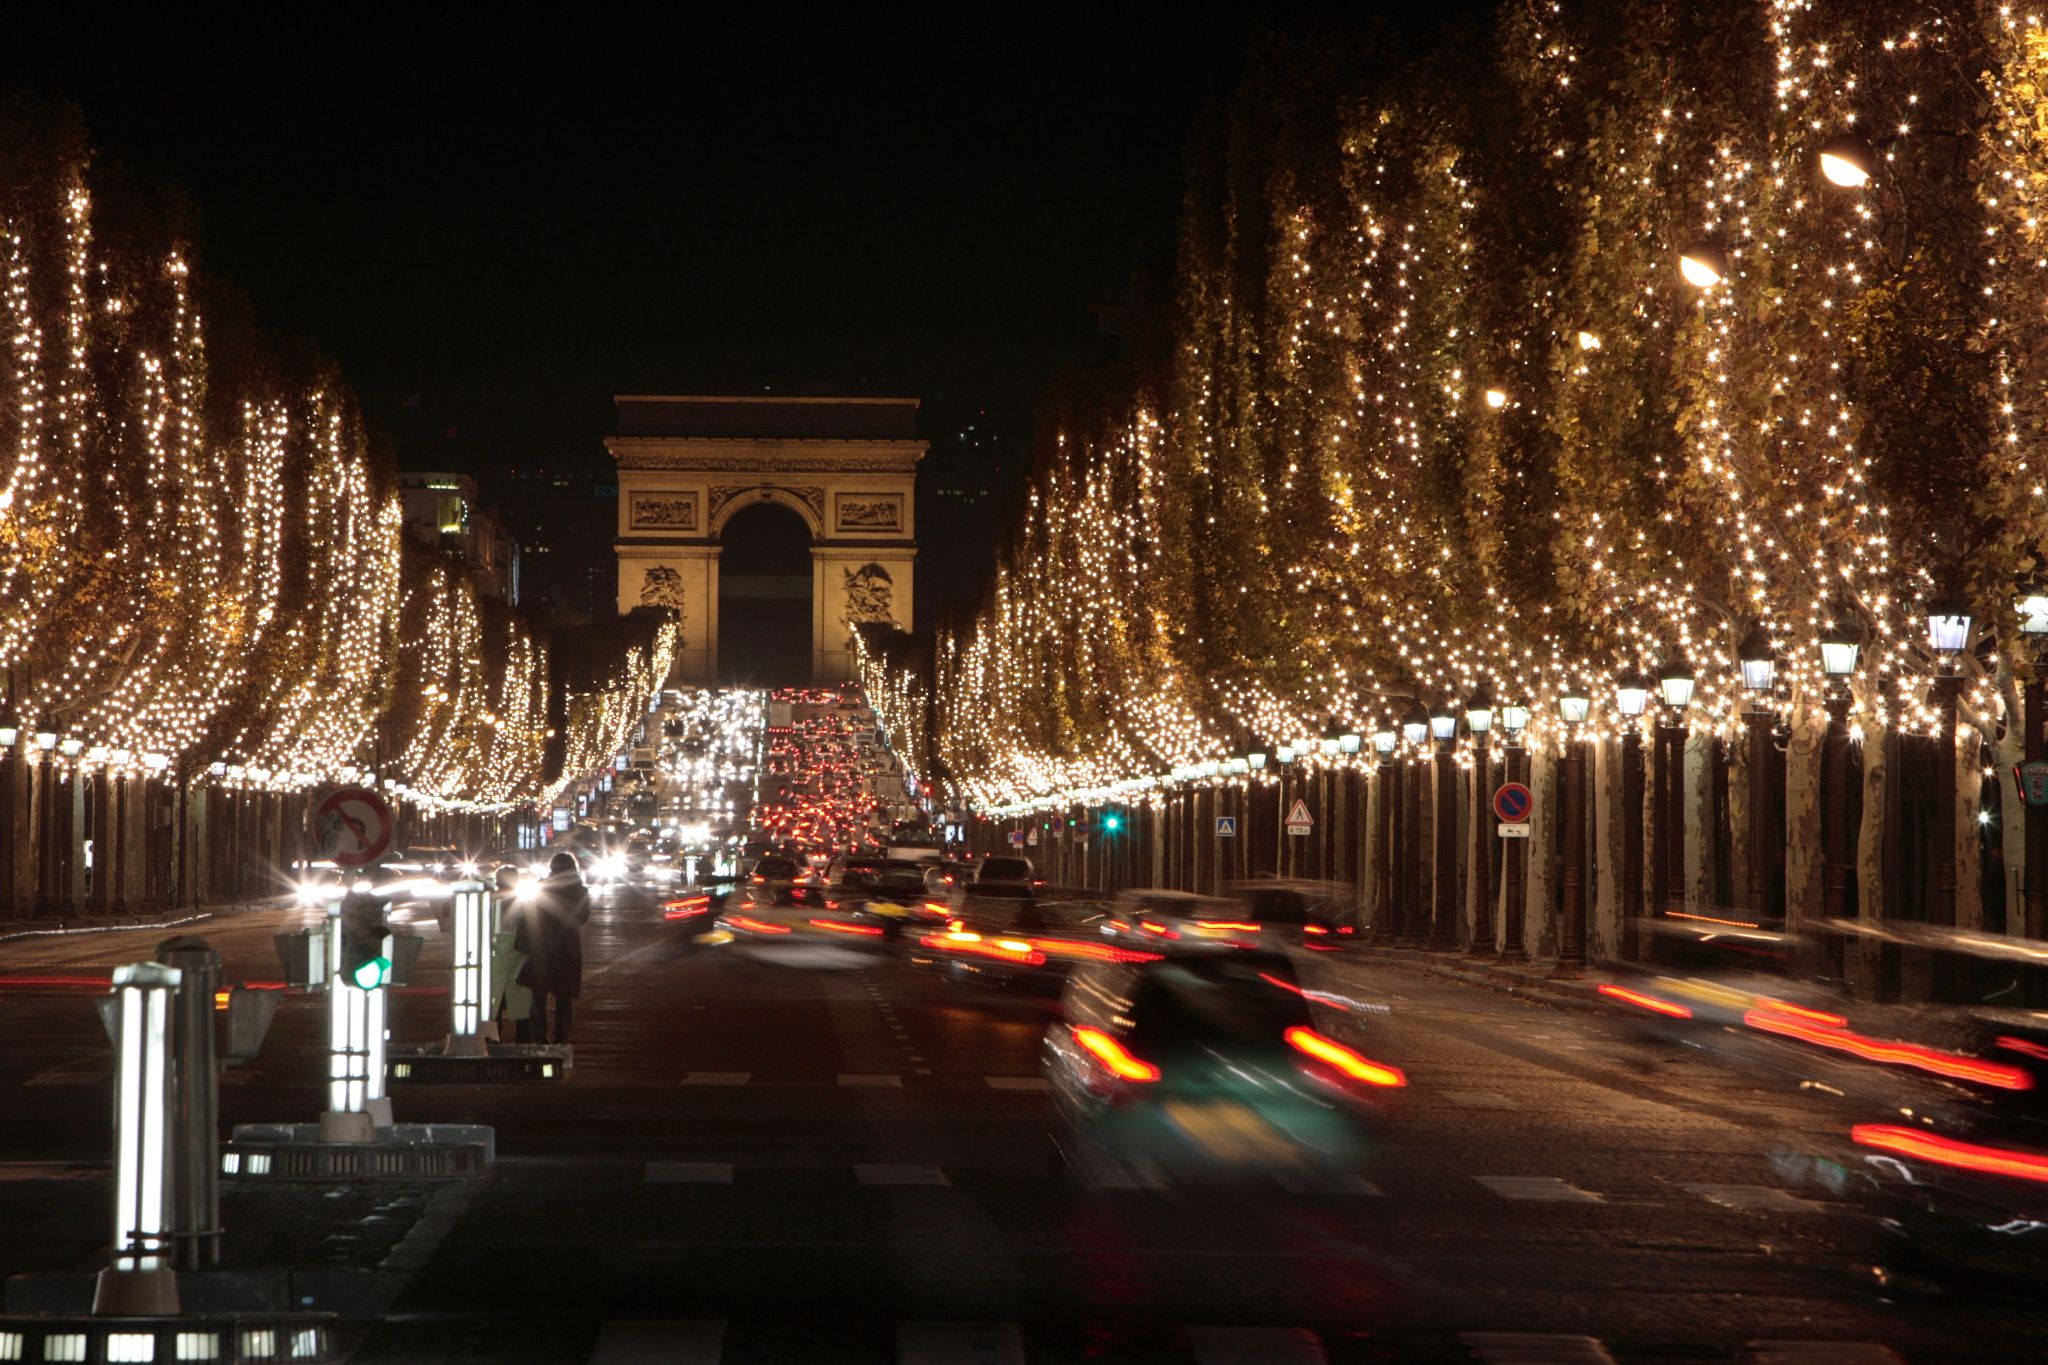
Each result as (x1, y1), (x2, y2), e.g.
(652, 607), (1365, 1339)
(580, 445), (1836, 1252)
(1340, 942), (1617, 1015)
(0, 897), (291, 943)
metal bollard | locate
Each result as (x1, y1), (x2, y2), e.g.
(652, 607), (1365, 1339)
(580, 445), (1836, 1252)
(446, 881), (492, 1056)
(155, 936), (222, 1271)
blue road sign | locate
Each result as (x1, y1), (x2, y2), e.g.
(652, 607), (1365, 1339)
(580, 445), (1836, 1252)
(1493, 782), (1533, 824)
(1215, 816), (1237, 837)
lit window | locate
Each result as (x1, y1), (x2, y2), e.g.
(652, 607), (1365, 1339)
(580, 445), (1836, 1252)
(173, 1333), (220, 1362)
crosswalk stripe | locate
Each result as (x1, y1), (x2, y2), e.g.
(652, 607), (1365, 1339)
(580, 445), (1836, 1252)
(1186, 1325), (1327, 1363)
(856, 1163), (949, 1186)
(680, 1071), (751, 1086)
(983, 1076), (1050, 1091)
(840, 1073), (904, 1087)
(1460, 1332), (1617, 1363)
(1474, 1176), (1604, 1203)
(644, 1162), (734, 1184)
(1684, 1183), (1826, 1213)
(1747, 1344), (1906, 1364)
(896, 1321), (1026, 1364)
(588, 1319), (724, 1364)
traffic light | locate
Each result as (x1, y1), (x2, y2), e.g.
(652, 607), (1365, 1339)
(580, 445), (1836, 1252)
(1101, 811), (1124, 833)
(338, 891), (390, 991)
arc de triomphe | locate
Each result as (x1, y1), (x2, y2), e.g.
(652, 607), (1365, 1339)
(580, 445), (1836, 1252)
(608, 393), (922, 683)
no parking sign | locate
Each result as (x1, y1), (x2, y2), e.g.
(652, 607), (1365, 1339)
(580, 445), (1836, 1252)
(1492, 782), (1533, 825)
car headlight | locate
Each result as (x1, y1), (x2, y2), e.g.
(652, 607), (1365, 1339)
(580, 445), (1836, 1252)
(458, 860), (480, 878)
(597, 855), (627, 879)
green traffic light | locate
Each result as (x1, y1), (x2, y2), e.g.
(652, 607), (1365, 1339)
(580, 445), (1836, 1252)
(351, 956), (390, 990)
(1102, 813), (1124, 831)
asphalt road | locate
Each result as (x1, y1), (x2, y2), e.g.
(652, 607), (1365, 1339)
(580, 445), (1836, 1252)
(3, 890), (2043, 1363)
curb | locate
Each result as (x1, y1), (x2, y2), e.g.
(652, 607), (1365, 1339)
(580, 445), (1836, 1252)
(1343, 945), (1615, 1016)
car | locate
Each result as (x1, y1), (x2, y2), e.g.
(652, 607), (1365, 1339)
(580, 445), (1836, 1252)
(976, 855), (1036, 887)
(662, 875), (738, 936)
(920, 895), (1157, 996)
(1043, 947), (1406, 1187)
(1102, 888), (1262, 949)
(1221, 880), (1360, 949)
(744, 854), (806, 904)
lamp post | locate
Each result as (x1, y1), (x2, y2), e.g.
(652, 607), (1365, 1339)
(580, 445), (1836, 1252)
(1738, 624), (1782, 922)
(1275, 743), (1297, 878)
(1244, 738), (1270, 879)
(32, 729), (58, 916)
(1926, 593), (1973, 931)
(0, 715), (15, 916)
(1497, 702), (1530, 961)
(1616, 670), (1651, 961)
(1338, 726), (1362, 895)
(1401, 705), (1429, 945)
(1372, 730), (1398, 940)
(2019, 594), (2048, 941)
(1555, 687), (1592, 976)
(1819, 613), (1864, 970)
(1653, 655), (1695, 934)
(1428, 701), (1461, 950)
(1465, 687), (1496, 957)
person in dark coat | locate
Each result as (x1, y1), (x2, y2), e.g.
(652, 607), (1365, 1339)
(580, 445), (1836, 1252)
(528, 851), (592, 1044)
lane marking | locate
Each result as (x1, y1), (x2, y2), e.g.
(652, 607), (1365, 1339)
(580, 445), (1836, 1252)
(680, 1072), (751, 1086)
(839, 1073), (903, 1087)
(897, 1322), (1026, 1365)
(1683, 1183), (1827, 1214)
(983, 1077), (1051, 1092)
(588, 1319), (725, 1363)
(1461, 1333), (1616, 1364)
(1474, 1176), (1604, 1204)
(855, 1163), (949, 1186)
(645, 1163), (734, 1184)
(1187, 1326), (1327, 1364)
(1440, 1091), (1520, 1110)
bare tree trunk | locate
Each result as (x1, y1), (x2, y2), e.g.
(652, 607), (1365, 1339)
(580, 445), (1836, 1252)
(1528, 742), (1559, 956)
(1590, 735), (1622, 960)
(1853, 702), (1889, 999)
(1727, 729), (1751, 914)
(1995, 674), (2026, 935)
(1784, 700), (1825, 944)
(1684, 729), (1714, 912)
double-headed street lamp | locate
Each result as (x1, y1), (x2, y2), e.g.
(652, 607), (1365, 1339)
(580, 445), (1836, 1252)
(1555, 685), (1592, 977)
(1615, 669), (1652, 960)
(1465, 686), (1496, 957)
(1738, 625), (1782, 922)
(1427, 700), (1461, 950)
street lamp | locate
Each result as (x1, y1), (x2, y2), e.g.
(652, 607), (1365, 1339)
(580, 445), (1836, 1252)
(1428, 701), (1460, 950)
(1818, 131), (1875, 189)
(1925, 591), (1972, 935)
(1737, 623), (1782, 922)
(1401, 704), (1429, 943)
(1819, 611), (1865, 956)
(1467, 685), (1496, 958)
(1616, 670), (1652, 961)
(1496, 700), (1530, 962)
(1679, 239), (1729, 289)
(1925, 592), (1973, 663)
(1372, 729), (1399, 941)
(1499, 702), (1530, 740)
(1738, 625), (1778, 696)
(1820, 616), (1863, 679)
(1555, 688), (1590, 976)
(2019, 594), (2048, 941)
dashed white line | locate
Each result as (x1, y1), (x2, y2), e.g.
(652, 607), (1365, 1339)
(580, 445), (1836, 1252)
(1474, 1176), (1604, 1204)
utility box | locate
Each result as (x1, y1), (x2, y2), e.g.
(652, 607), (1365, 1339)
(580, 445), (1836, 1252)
(224, 986), (281, 1063)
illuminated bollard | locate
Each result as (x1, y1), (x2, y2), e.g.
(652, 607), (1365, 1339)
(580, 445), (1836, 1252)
(93, 961), (182, 1316)
(445, 880), (492, 1056)
(155, 937), (223, 1270)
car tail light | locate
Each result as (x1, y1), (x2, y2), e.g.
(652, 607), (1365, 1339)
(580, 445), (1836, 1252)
(1997, 1035), (2048, 1063)
(1597, 983), (1693, 1019)
(1851, 1124), (2048, 1185)
(918, 900), (951, 919)
(1138, 920), (1180, 939)
(1744, 1008), (2035, 1090)
(727, 915), (791, 935)
(663, 896), (711, 921)
(1337, 925), (1355, 935)
(1030, 938), (1162, 964)
(1193, 920), (1261, 932)
(811, 918), (883, 937)
(1285, 1026), (1407, 1087)
(1072, 1025), (1160, 1082)
(750, 874), (765, 884)
(1303, 924), (1329, 935)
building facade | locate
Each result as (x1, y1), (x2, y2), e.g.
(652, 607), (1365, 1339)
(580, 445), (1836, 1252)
(608, 394), (922, 683)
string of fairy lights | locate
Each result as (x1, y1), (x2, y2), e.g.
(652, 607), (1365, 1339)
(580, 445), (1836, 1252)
(861, 0), (2048, 829)
(0, 135), (672, 814)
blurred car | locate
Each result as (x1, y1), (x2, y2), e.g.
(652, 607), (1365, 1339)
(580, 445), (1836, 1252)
(1102, 888), (1262, 949)
(662, 875), (738, 936)
(923, 859), (974, 896)
(744, 854), (806, 904)
(921, 896), (1158, 996)
(702, 899), (889, 953)
(975, 855), (1037, 890)
(1044, 948), (1405, 1186)
(1222, 879), (1360, 949)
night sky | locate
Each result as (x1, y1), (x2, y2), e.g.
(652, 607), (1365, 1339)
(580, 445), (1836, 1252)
(4, 14), (1261, 467)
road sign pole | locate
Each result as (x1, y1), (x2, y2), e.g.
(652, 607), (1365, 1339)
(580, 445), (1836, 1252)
(1467, 736), (1495, 957)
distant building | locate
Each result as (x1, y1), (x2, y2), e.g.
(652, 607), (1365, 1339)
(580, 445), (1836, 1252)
(488, 469), (619, 622)
(398, 471), (520, 605)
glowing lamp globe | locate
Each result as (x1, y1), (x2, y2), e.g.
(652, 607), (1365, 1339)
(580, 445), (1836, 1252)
(2018, 593), (2048, 639)
(1738, 625), (1778, 694)
(1557, 692), (1592, 726)
(1925, 594), (1972, 657)
(1818, 132), (1874, 189)
(1679, 240), (1729, 289)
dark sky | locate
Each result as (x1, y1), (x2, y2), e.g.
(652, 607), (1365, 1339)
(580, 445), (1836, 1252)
(5, 11), (1265, 476)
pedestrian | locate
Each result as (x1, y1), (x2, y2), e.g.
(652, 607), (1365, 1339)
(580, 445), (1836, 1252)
(528, 851), (591, 1045)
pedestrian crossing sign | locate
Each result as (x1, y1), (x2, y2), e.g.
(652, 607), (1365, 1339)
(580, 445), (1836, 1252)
(1215, 816), (1237, 837)
(1286, 799), (1313, 836)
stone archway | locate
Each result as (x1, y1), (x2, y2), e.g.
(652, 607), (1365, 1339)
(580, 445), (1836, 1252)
(608, 393), (922, 682)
